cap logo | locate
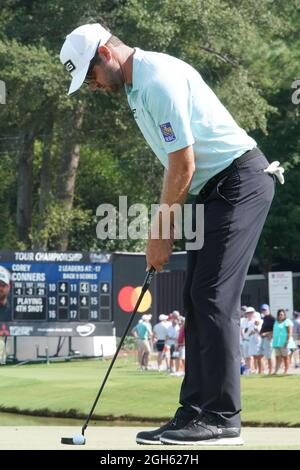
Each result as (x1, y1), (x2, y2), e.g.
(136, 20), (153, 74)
(64, 60), (76, 73)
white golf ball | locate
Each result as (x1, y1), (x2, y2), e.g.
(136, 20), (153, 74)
(73, 434), (85, 445)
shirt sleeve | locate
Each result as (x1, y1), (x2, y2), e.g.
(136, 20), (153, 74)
(143, 76), (195, 154)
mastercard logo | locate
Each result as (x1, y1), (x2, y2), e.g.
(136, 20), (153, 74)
(118, 285), (152, 313)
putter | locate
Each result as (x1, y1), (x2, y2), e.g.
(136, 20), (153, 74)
(61, 266), (156, 445)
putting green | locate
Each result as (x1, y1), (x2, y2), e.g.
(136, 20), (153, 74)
(0, 426), (299, 450)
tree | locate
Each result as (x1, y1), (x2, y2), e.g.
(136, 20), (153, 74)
(0, 0), (299, 269)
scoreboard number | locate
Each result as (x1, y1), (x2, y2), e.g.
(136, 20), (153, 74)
(80, 282), (89, 294)
(7, 259), (112, 323)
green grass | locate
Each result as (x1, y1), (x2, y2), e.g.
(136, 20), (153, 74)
(241, 373), (300, 425)
(0, 358), (299, 425)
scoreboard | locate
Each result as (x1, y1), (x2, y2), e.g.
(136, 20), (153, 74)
(0, 251), (112, 324)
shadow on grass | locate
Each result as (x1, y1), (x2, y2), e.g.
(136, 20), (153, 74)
(1, 406), (300, 428)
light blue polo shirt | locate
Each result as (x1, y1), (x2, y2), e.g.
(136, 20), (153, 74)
(132, 322), (151, 340)
(125, 48), (257, 195)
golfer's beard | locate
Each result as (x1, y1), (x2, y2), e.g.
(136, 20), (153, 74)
(105, 78), (123, 93)
(104, 68), (124, 92)
(110, 83), (123, 92)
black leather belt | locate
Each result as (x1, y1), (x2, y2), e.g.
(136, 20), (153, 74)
(234, 147), (264, 167)
(199, 147), (263, 197)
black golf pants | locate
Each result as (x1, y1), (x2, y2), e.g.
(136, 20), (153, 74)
(180, 148), (275, 427)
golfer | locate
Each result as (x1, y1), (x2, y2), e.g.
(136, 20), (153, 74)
(60, 23), (284, 445)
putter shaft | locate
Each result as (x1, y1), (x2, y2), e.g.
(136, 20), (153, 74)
(81, 267), (155, 435)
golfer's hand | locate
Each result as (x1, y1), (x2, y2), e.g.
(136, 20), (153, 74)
(146, 238), (173, 272)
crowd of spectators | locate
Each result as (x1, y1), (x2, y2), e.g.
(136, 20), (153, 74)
(132, 310), (185, 375)
(131, 303), (300, 376)
(240, 304), (300, 375)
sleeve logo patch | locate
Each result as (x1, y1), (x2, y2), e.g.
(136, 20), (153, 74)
(159, 122), (176, 142)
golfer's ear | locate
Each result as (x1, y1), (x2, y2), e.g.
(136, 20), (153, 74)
(98, 45), (112, 62)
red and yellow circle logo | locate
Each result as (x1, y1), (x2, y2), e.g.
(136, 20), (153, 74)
(118, 285), (152, 313)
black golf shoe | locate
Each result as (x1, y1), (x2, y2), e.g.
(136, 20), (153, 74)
(136, 407), (196, 445)
(160, 413), (244, 446)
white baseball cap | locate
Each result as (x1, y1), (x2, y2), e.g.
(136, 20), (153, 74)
(159, 314), (168, 321)
(245, 306), (255, 314)
(142, 314), (152, 321)
(0, 266), (10, 285)
(60, 23), (112, 95)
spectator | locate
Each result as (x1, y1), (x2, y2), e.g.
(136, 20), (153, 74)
(293, 311), (300, 368)
(242, 307), (262, 374)
(257, 304), (275, 374)
(272, 309), (293, 374)
(167, 310), (180, 325)
(153, 314), (169, 371)
(172, 310), (181, 319)
(132, 314), (153, 370)
(242, 307), (254, 373)
(240, 306), (248, 360)
(252, 311), (263, 372)
(175, 316), (185, 376)
(166, 316), (180, 374)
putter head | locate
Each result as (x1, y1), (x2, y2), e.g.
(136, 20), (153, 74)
(61, 434), (86, 445)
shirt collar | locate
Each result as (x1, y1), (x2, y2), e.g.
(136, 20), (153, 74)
(125, 47), (144, 94)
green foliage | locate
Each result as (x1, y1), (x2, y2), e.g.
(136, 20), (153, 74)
(118, 336), (136, 350)
(0, 0), (299, 268)
(30, 202), (93, 250)
(0, 153), (18, 247)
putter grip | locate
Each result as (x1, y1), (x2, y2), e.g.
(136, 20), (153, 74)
(142, 266), (155, 292)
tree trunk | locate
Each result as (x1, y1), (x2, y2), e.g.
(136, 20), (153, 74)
(32, 123), (54, 250)
(16, 130), (35, 245)
(258, 244), (273, 277)
(53, 106), (84, 250)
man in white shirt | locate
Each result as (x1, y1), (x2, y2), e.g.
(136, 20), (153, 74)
(153, 314), (169, 371)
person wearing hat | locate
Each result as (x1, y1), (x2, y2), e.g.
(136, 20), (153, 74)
(171, 310), (180, 318)
(260, 304), (270, 318)
(240, 306), (248, 359)
(0, 266), (11, 365)
(257, 304), (275, 374)
(153, 314), (169, 371)
(165, 314), (180, 374)
(242, 307), (262, 374)
(132, 314), (152, 371)
(60, 23), (282, 446)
